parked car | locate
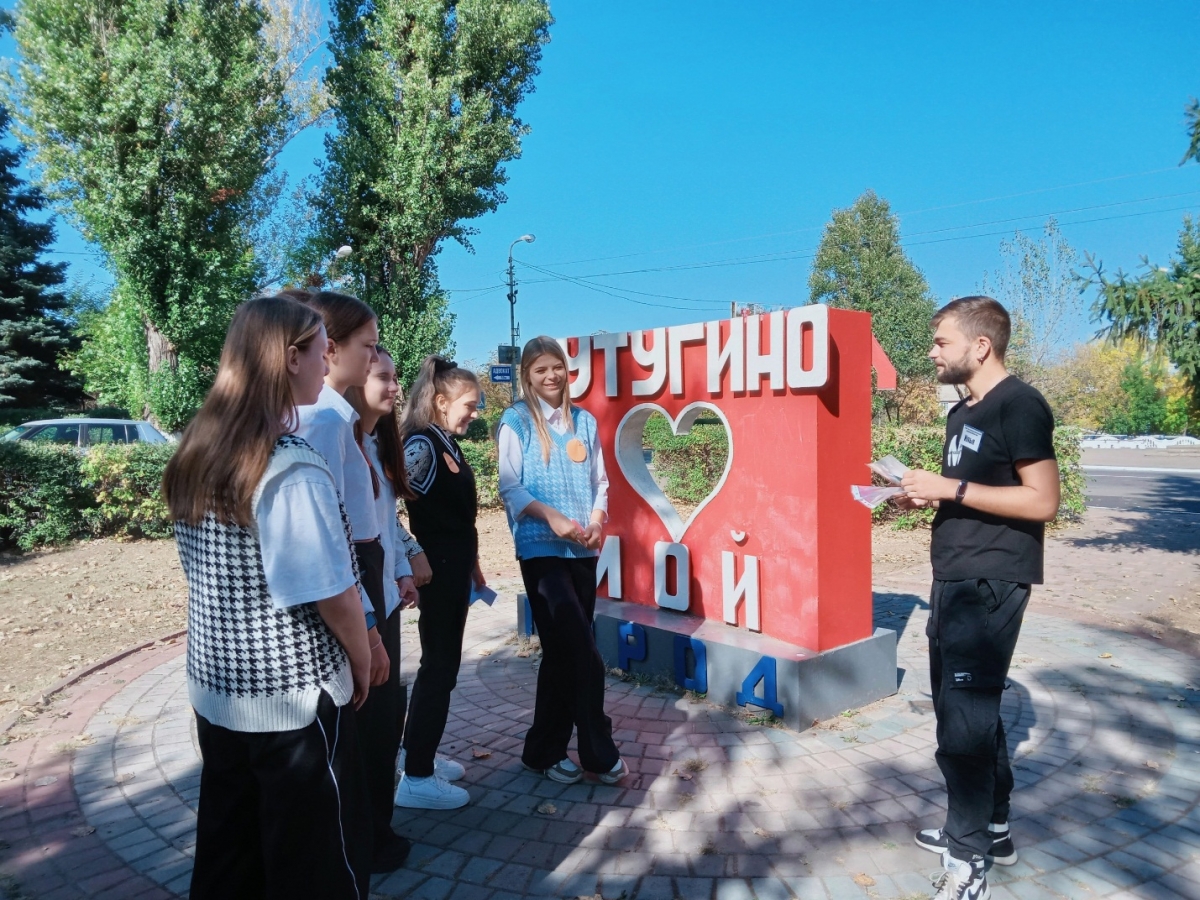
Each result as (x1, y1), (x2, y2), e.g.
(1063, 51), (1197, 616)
(1, 418), (170, 448)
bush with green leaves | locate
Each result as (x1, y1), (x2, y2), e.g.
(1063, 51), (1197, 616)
(79, 443), (175, 539)
(871, 424), (1085, 528)
(0, 440), (175, 549)
(644, 414), (729, 505)
(459, 437), (500, 509)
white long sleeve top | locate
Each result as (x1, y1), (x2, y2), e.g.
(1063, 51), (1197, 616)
(361, 431), (425, 618)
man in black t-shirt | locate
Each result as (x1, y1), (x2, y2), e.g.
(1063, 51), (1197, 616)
(897, 296), (1060, 900)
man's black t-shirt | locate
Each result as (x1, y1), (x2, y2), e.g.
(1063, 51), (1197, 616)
(931, 375), (1056, 584)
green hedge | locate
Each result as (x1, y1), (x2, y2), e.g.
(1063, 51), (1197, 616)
(644, 414), (729, 504)
(459, 437), (501, 509)
(871, 424), (1086, 528)
(0, 441), (174, 549)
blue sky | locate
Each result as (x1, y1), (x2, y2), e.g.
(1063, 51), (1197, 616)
(6, 1), (1200, 367)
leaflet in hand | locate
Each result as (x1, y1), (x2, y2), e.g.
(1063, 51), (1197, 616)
(851, 484), (906, 509)
(868, 455), (910, 485)
(469, 584), (498, 607)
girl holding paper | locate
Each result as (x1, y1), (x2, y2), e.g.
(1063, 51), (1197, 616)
(497, 337), (627, 786)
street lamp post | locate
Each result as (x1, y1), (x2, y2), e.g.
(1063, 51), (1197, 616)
(507, 234), (536, 400)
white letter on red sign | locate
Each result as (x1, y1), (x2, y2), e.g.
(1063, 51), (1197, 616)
(561, 335), (593, 400)
(722, 551), (761, 632)
(706, 318), (745, 395)
(630, 328), (667, 397)
(785, 305), (829, 389)
(654, 541), (690, 611)
(745, 311), (785, 392)
(597, 535), (621, 599)
(592, 332), (629, 397)
(668, 322), (705, 396)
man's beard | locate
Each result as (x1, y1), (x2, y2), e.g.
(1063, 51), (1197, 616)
(936, 352), (975, 385)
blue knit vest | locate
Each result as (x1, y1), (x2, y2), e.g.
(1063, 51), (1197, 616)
(500, 401), (600, 560)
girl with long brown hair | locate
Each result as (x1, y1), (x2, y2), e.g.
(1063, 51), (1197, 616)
(497, 336), (626, 785)
(284, 289), (412, 873)
(393, 355), (483, 810)
(164, 295), (372, 899)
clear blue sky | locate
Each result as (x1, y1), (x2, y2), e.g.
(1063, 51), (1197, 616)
(6, 1), (1200, 368)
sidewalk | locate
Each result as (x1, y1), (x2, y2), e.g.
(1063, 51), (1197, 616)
(1, 588), (1199, 900)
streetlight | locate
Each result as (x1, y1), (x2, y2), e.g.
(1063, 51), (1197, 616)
(507, 234), (536, 400)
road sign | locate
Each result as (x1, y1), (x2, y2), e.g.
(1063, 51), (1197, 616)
(497, 345), (517, 364)
(490, 364), (513, 383)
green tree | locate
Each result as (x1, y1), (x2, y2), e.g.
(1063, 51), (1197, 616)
(808, 189), (938, 421)
(1103, 360), (1169, 436)
(316, 0), (552, 385)
(1084, 217), (1200, 414)
(7, 0), (294, 429)
(0, 106), (81, 408)
(982, 219), (1084, 384)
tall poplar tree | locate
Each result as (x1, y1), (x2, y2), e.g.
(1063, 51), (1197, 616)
(317, 0), (552, 384)
(0, 107), (81, 408)
(809, 190), (938, 421)
(8, 0), (290, 429)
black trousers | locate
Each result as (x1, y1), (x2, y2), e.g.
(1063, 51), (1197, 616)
(928, 578), (1030, 860)
(402, 547), (472, 778)
(519, 555), (619, 774)
(190, 692), (370, 900)
(354, 539), (404, 847)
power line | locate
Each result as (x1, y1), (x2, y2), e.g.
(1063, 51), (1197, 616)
(528, 165), (1194, 268)
(516, 260), (728, 311)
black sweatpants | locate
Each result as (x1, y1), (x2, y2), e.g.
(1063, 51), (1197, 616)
(402, 547), (472, 778)
(190, 692), (369, 900)
(354, 539), (404, 848)
(928, 578), (1030, 861)
(519, 555), (619, 774)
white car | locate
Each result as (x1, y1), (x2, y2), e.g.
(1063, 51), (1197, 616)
(1, 418), (170, 448)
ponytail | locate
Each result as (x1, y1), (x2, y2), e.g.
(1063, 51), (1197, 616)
(401, 355), (481, 439)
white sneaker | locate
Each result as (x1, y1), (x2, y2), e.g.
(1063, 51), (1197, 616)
(393, 773), (470, 810)
(396, 749), (466, 782)
(930, 852), (989, 900)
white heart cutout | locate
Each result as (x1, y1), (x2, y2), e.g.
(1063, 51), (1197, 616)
(614, 402), (734, 543)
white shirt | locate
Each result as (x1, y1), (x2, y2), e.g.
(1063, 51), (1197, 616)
(255, 461), (359, 610)
(362, 431), (420, 618)
(497, 396), (609, 521)
(296, 384), (380, 543)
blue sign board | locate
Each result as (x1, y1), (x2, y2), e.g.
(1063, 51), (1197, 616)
(490, 364), (513, 383)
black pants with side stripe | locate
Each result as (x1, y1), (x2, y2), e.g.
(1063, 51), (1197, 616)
(190, 691), (370, 900)
(929, 578), (1030, 861)
(519, 555), (619, 775)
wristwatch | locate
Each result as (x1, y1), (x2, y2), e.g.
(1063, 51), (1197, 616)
(955, 479), (968, 504)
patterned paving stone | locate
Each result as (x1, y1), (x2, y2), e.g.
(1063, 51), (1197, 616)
(1, 591), (1199, 899)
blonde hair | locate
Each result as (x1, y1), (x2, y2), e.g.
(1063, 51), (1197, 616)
(400, 355), (481, 438)
(163, 296), (323, 526)
(518, 336), (574, 465)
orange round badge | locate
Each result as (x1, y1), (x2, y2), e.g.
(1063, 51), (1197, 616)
(443, 451), (460, 474)
(565, 438), (588, 463)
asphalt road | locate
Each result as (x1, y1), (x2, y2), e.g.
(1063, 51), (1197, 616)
(1084, 467), (1200, 516)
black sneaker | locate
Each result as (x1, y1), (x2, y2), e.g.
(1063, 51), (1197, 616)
(930, 853), (989, 900)
(914, 824), (1018, 866)
(369, 831), (412, 873)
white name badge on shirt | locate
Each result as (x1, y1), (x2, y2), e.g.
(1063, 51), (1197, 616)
(960, 424), (984, 453)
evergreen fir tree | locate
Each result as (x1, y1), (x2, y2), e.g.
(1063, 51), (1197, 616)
(0, 106), (80, 408)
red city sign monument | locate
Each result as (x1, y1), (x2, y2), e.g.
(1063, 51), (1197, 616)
(515, 305), (900, 728)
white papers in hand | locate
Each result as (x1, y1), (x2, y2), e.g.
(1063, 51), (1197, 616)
(851, 485), (905, 509)
(868, 455), (910, 485)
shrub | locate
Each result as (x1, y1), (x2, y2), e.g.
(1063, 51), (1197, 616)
(0, 442), (95, 549)
(644, 413), (729, 504)
(79, 443), (175, 538)
(459, 437), (501, 509)
(871, 424), (1086, 528)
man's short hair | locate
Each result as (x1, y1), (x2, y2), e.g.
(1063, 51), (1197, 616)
(931, 296), (1011, 360)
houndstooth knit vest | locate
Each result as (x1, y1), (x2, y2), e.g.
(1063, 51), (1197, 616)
(176, 435), (355, 732)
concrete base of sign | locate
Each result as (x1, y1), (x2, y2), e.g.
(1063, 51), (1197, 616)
(517, 595), (898, 732)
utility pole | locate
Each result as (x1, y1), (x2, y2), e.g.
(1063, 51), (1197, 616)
(507, 234), (535, 400)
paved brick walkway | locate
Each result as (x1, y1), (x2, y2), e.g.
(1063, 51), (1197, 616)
(2, 589), (1199, 900)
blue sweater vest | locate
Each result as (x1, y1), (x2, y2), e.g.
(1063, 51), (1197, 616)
(501, 402), (600, 560)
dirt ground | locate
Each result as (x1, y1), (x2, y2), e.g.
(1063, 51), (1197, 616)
(1, 507), (1197, 721)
